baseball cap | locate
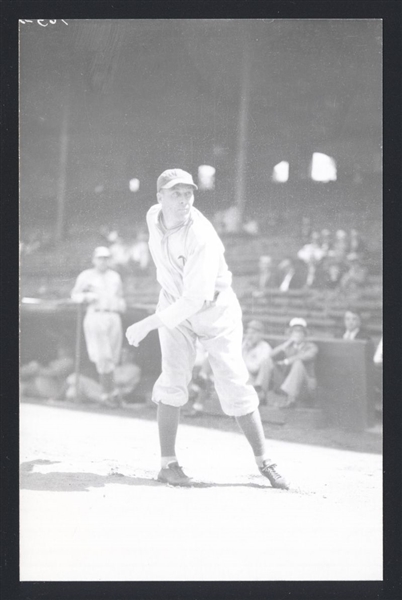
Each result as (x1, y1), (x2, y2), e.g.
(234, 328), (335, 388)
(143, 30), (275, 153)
(93, 246), (111, 258)
(246, 320), (265, 333)
(157, 169), (198, 193)
(289, 318), (307, 329)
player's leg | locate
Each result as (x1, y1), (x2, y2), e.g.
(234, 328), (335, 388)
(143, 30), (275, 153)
(106, 314), (124, 405)
(153, 322), (197, 485)
(84, 314), (118, 405)
(196, 294), (289, 489)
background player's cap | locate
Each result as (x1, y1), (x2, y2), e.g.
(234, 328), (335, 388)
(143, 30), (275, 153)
(289, 317), (307, 329)
(93, 246), (111, 258)
(246, 320), (265, 333)
(157, 169), (198, 192)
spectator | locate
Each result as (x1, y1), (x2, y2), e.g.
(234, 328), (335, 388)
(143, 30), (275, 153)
(340, 256), (368, 292)
(242, 320), (274, 405)
(270, 318), (318, 408)
(341, 310), (371, 340)
(297, 232), (325, 287)
(277, 258), (307, 292)
(315, 258), (348, 290)
(347, 228), (367, 262)
(330, 229), (349, 263)
(252, 255), (275, 297)
(65, 346), (142, 405)
(20, 343), (74, 400)
(320, 228), (332, 257)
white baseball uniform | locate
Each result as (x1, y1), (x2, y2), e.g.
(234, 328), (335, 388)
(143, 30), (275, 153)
(71, 268), (126, 374)
(147, 204), (259, 417)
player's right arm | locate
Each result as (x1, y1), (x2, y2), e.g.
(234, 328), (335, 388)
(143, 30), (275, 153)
(71, 271), (98, 304)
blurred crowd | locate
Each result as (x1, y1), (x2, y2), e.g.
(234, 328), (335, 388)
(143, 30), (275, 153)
(253, 226), (370, 297)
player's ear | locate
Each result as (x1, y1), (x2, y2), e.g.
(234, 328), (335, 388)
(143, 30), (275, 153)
(156, 192), (162, 204)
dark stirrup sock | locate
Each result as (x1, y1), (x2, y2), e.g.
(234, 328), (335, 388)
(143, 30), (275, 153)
(157, 402), (181, 458)
(235, 409), (266, 458)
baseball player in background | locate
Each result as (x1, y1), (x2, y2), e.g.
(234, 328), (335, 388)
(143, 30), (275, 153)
(72, 246), (126, 406)
(126, 168), (289, 489)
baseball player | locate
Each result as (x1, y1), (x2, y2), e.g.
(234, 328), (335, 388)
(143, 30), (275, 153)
(126, 168), (289, 489)
(71, 246), (126, 406)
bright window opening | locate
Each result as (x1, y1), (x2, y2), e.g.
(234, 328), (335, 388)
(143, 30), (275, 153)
(310, 153), (337, 182)
(198, 165), (216, 190)
(272, 161), (289, 182)
(129, 178), (140, 192)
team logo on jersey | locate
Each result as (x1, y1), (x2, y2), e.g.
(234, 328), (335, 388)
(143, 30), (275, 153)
(178, 255), (187, 266)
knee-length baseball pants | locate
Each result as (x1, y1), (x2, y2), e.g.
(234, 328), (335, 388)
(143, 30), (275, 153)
(152, 288), (259, 417)
(83, 311), (123, 374)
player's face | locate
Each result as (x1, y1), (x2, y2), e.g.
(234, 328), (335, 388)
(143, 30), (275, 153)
(245, 328), (262, 346)
(93, 256), (109, 272)
(344, 311), (360, 331)
(157, 184), (195, 226)
(290, 326), (306, 343)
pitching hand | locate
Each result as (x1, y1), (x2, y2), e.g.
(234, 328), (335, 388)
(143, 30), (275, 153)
(126, 319), (151, 347)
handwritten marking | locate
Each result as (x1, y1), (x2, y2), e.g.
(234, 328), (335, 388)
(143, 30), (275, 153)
(19, 19), (68, 26)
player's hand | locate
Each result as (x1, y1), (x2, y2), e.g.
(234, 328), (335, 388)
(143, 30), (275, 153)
(126, 320), (150, 347)
(85, 292), (99, 304)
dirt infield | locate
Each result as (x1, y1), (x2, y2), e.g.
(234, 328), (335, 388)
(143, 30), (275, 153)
(20, 400), (382, 581)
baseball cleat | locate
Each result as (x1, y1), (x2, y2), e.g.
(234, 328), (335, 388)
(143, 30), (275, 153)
(259, 460), (289, 490)
(157, 462), (192, 486)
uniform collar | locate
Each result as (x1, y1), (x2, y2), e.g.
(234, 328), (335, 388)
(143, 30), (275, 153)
(156, 207), (194, 238)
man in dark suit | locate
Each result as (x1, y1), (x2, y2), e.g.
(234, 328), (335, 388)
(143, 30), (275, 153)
(342, 310), (371, 340)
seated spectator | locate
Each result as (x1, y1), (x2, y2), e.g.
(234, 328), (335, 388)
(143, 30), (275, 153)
(314, 257), (348, 290)
(20, 344), (74, 400)
(65, 346), (141, 406)
(347, 228), (367, 262)
(320, 229), (332, 257)
(329, 229), (349, 263)
(340, 256), (368, 291)
(277, 258), (308, 291)
(298, 232), (325, 264)
(341, 310), (371, 341)
(252, 255), (275, 297)
(297, 232), (325, 287)
(242, 320), (274, 405)
(270, 318), (318, 408)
